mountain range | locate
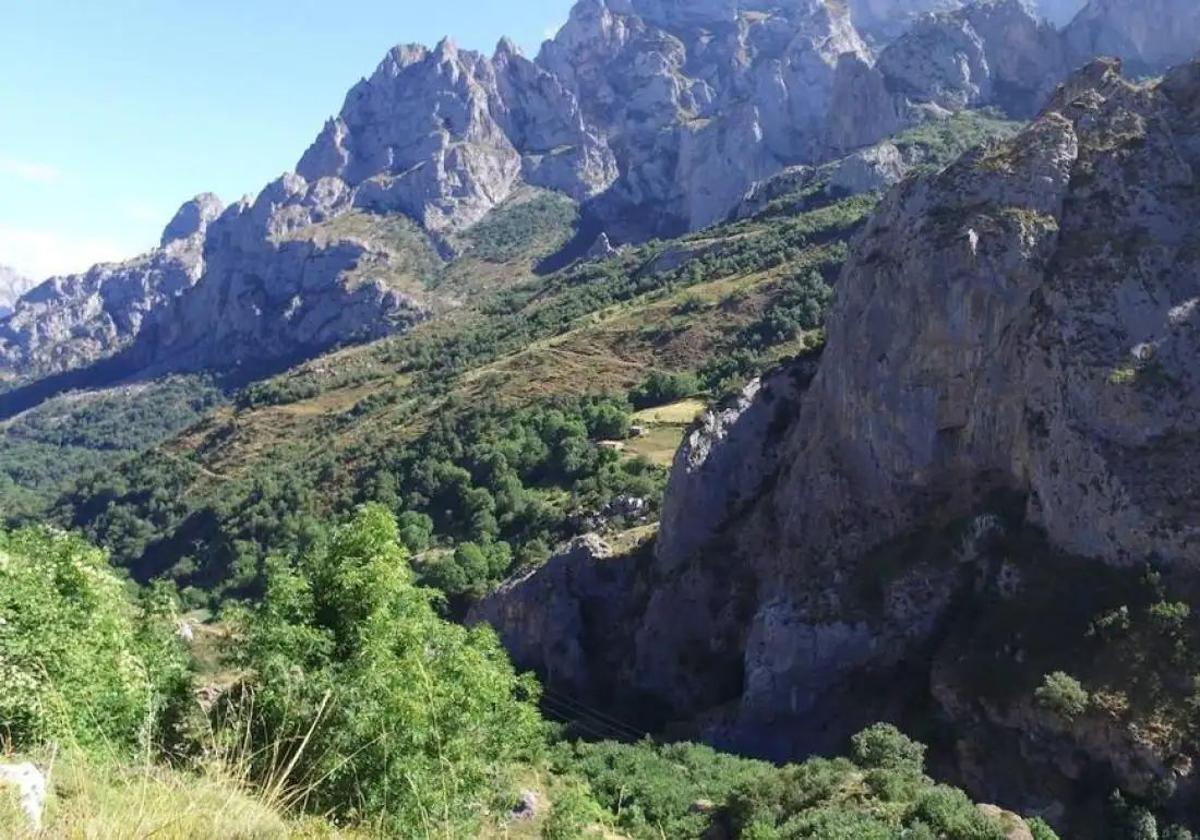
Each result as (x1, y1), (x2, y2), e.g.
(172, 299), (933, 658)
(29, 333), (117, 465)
(1, 0), (1197, 406)
(3, 2), (1200, 834)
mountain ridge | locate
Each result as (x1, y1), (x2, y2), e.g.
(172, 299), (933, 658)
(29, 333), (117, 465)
(3, 0), (1195, 402)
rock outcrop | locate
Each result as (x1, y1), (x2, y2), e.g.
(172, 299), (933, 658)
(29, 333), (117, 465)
(126, 175), (428, 377)
(297, 38), (616, 242)
(850, 0), (1087, 42)
(1065, 0), (1200, 74)
(642, 53), (1200, 734)
(468, 534), (641, 699)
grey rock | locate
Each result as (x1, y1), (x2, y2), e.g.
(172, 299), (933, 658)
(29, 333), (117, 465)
(826, 141), (908, 195)
(851, 0), (1085, 41)
(130, 177), (427, 375)
(160, 193), (224, 246)
(850, 0), (965, 42)
(0, 266), (35, 319)
(481, 59), (1200, 803)
(510, 790), (541, 822)
(468, 534), (634, 695)
(300, 37), (613, 246)
(643, 55), (1200, 739)
(1034, 0), (1087, 27)
(0, 197), (211, 383)
(584, 232), (620, 261)
(1065, 0), (1200, 74)
(877, 0), (1068, 117)
(5, 0), (1195, 393)
(735, 140), (908, 218)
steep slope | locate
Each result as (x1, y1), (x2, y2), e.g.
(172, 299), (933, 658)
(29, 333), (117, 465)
(849, 0), (1089, 41)
(476, 58), (1200, 832)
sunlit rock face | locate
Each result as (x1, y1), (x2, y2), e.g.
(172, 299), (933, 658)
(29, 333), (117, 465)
(5, 0), (1198, 391)
(1065, 0), (1200, 74)
(0, 266), (35, 319)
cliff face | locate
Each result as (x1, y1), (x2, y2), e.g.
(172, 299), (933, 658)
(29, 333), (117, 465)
(475, 58), (1200, 826)
(643, 54), (1200, 706)
(1066, 0), (1200, 74)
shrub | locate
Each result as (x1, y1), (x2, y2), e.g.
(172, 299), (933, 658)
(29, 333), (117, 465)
(238, 505), (546, 836)
(1149, 602), (1190, 636)
(0, 527), (187, 753)
(850, 723), (926, 773)
(912, 787), (1007, 839)
(629, 371), (700, 409)
(1028, 817), (1061, 840)
(1035, 672), (1090, 720)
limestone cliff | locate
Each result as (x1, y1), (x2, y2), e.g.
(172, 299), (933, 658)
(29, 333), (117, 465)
(475, 58), (1200, 830)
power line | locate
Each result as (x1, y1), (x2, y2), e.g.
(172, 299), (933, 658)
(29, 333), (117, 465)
(540, 687), (647, 741)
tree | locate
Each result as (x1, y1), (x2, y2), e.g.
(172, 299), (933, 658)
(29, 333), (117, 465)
(629, 371), (699, 409)
(0, 527), (187, 752)
(1035, 672), (1090, 720)
(240, 505), (547, 836)
(850, 723), (926, 773)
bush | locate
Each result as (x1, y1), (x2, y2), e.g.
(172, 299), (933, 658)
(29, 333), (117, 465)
(1035, 672), (1090, 720)
(629, 371), (700, 409)
(1028, 816), (1062, 840)
(238, 505), (546, 836)
(0, 527), (188, 753)
(912, 787), (1007, 839)
(850, 723), (926, 773)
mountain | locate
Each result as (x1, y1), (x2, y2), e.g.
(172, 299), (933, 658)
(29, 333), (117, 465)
(0, 265), (35, 319)
(1065, 0), (1200, 73)
(0, 197), (219, 386)
(4, 0), (1197, 403)
(475, 57), (1200, 833)
(7, 2), (1200, 836)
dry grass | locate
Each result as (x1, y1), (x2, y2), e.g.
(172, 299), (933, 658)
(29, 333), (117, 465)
(623, 426), (688, 467)
(0, 751), (343, 840)
(632, 400), (706, 426)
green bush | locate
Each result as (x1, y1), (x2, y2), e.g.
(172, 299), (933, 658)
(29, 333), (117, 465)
(630, 371), (700, 409)
(1035, 672), (1090, 720)
(0, 527), (188, 752)
(238, 505), (546, 836)
(850, 723), (926, 772)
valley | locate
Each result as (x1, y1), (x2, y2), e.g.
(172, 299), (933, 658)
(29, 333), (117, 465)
(2, 1), (1199, 837)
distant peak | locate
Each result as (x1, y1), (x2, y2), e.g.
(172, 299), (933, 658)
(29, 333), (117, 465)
(161, 193), (224, 247)
(494, 36), (523, 60)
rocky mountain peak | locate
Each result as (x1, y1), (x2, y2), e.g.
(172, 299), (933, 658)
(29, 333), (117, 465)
(0, 265), (35, 319)
(1066, 0), (1200, 74)
(8, 0), (1200, 401)
(160, 193), (224, 246)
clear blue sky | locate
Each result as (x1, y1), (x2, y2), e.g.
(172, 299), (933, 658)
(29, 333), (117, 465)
(0, 0), (575, 280)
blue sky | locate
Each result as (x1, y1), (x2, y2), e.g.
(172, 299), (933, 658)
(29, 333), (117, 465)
(0, 0), (575, 280)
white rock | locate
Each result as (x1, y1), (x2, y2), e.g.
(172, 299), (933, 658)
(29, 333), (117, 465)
(0, 763), (47, 832)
